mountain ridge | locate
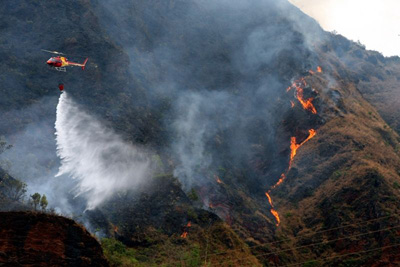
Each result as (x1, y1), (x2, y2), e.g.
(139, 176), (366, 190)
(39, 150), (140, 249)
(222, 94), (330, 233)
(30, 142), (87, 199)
(1, 0), (400, 266)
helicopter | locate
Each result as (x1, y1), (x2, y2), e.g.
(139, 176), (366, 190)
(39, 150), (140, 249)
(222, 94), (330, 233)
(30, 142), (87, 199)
(43, 49), (88, 72)
(42, 49), (89, 91)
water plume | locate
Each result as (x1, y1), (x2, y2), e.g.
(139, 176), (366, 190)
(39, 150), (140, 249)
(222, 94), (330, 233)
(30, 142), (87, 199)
(55, 92), (151, 210)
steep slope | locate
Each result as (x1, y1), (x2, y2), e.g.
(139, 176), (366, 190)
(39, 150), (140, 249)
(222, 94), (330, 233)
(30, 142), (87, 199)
(0, 212), (108, 266)
(323, 34), (400, 135)
(264, 56), (400, 265)
(88, 175), (261, 266)
(0, 0), (154, 143)
(1, 0), (400, 266)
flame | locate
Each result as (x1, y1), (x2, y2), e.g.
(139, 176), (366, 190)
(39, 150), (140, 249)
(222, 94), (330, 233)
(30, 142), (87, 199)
(215, 174), (223, 184)
(286, 77), (317, 114)
(265, 130), (316, 227)
(265, 192), (273, 206)
(295, 87), (317, 114)
(265, 192), (280, 226)
(264, 72), (319, 228)
(180, 221), (192, 238)
(271, 173), (286, 190)
(270, 208), (280, 226)
(181, 232), (188, 238)
(309, 66), (322, 74)
(289, 129), (316, 168)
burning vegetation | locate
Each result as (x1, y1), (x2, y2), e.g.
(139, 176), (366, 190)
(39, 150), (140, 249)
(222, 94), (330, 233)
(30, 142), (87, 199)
(180, 221), (192, 238)
(215, 174), (223, 184)
(289, 129), (317, 168)
(265, 68), (320, 226)
(287, 78), (317, 114)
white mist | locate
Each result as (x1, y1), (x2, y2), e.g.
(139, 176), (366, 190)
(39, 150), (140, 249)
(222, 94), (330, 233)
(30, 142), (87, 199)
(55, 92), (151, 210)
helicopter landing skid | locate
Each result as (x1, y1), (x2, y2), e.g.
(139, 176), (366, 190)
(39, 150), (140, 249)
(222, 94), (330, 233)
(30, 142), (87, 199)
(55, 67), (67, 72)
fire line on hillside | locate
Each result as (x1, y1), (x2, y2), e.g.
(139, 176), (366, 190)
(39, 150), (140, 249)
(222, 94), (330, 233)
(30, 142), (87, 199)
(266, 67), (321, 226)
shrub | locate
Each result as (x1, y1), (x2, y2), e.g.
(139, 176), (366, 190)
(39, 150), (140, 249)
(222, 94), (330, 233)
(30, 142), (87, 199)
(101, 238), (138, 267)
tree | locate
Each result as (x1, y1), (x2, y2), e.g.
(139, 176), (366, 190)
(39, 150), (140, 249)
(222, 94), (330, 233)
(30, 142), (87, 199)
(6, 175), (27, 202)
(31, 193), (41, 210)
(40, 194), (48, 211)
(187, 188), (199, 201)
(0, 137), (12, 171)
(0, 136), (12, 155)
(0, 173), (27, 202)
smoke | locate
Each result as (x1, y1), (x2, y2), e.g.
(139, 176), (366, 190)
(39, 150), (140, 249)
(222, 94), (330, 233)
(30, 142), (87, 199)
(1, 0), (327, 217)
(172, 90), (236, 189)
(55, 92), (152, 210)
(91, 0), (323, 193)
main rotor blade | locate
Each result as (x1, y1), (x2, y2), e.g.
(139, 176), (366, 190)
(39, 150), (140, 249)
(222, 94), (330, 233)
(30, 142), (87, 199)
(41, 49), (67, 56)
(41, 49), (87, 58)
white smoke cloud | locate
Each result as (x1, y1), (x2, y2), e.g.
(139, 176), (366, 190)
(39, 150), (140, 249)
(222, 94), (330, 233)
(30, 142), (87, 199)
(55, 92), (151, 210)
(172, 92), (215, 190)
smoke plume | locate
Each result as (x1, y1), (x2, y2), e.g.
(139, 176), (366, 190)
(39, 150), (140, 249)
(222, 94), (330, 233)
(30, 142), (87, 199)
(55, 92), (152, 209)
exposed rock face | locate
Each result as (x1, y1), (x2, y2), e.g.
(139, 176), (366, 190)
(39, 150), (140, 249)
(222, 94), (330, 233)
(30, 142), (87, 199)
(0, 212), (108, 267)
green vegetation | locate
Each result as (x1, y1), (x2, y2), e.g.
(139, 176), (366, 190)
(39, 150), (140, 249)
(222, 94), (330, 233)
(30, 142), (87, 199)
(0, 173), (27, 202)
(151, 154), (165, 175)
(40, 194), (48, 211)
(101, 238), (138, 267)
(332, 170), (343, 180)
(284, 212), (293, 218)
(187, 188), (199, 201)
(30, 193), (41, 210)
(29, 193), (49, 211)
(393, 181), (400, 189)
(183, 244), (201, 267)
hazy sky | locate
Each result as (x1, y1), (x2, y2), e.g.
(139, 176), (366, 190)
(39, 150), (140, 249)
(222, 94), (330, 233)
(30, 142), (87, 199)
(289, 0), (400, 57)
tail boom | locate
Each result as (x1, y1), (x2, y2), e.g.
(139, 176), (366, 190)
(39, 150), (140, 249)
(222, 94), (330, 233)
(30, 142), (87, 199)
(67, 58), (89, 70)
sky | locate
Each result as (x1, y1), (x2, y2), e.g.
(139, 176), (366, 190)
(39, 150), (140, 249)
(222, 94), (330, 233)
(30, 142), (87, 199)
(289, 0), (400, 57)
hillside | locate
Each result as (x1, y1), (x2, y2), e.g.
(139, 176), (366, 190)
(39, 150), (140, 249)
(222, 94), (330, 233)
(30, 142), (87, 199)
(0, 211), (108, 266)
(1, 0), (400, 266)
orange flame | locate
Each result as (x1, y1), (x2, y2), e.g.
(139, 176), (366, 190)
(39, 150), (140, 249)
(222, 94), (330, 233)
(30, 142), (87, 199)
(265, 192), (273, 207)
(286, 77), (317, 114)
(180, 221), (192, 238)
(181, 232), (188, 238)
(310, 67), (322, 74)
(290, 101), (295, 108)
(271, 173), (286, 190)
(265, 73), (319, 228)
(295, 87), (317, 114)
(214, 175), (223, 184)
(266, 192), (280, 226)
(289, 129), (316, 168)
(265, 130), (316, 227)
(270, 208), (280, 226)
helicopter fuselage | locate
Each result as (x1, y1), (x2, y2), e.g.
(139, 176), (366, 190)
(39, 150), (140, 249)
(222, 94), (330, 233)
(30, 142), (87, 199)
(46, 56), (88, 70)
